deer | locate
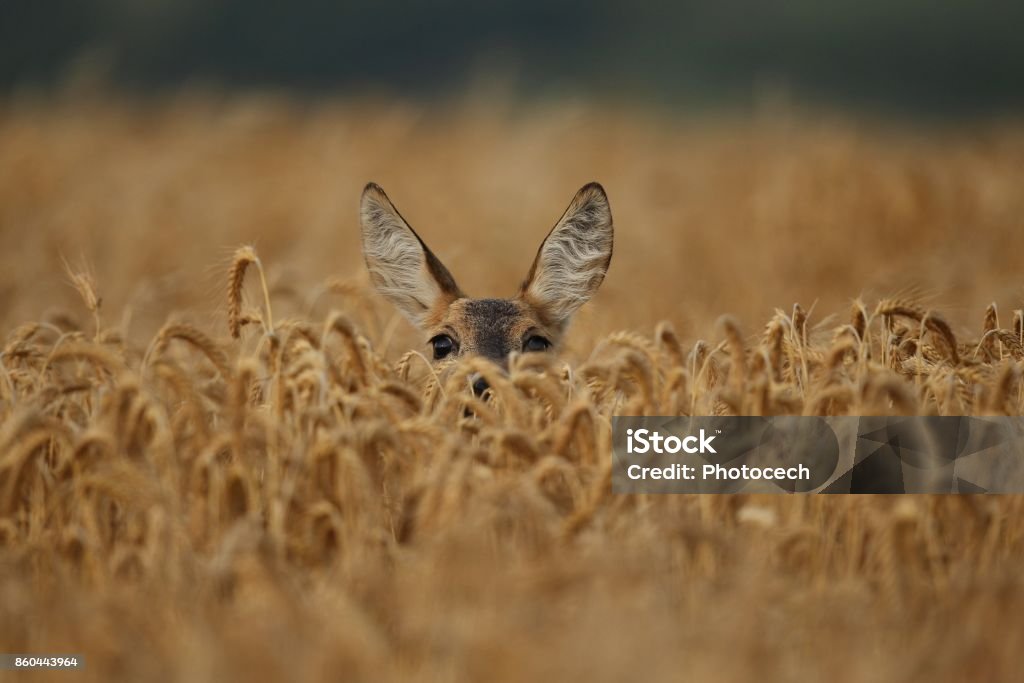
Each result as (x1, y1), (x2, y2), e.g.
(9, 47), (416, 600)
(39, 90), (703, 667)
(359, 182), (613, 397)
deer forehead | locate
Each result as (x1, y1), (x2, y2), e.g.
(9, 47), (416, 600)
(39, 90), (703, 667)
(441, 298), (543, 355)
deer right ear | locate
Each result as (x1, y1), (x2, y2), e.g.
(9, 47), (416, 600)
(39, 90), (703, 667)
(360, 183), (463, 327)
(520, 183), (613, 328)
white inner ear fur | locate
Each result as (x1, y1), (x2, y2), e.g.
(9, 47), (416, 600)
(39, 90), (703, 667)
(525, 187), (613, 326)
(361, 192), (445, 327)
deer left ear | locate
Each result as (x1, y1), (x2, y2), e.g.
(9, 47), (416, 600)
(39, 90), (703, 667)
(520, 183), (613, 328)
(360, 183), (464, 328)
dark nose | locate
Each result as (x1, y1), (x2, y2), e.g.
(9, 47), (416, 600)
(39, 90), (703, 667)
(471, 374), (490, 398)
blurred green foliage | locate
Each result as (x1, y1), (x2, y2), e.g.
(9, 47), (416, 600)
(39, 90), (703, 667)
(2, 0), (1021, 114)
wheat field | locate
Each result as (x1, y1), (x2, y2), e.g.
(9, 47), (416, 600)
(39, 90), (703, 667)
(2, 94), (1024, 681)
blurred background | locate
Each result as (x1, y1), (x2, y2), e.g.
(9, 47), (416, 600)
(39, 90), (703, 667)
(4, 0), (1024, 115)
(1, 0), (1023, 353)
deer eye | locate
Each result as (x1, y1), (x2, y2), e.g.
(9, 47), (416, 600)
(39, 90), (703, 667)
(523, 335), (551, 353)
(430, 334), (456, 360)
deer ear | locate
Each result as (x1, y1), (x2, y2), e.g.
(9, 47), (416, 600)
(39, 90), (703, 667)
(360, 183), (463, 327)
(520, 183), (613, 327)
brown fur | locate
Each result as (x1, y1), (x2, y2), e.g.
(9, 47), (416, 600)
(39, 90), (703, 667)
(359, 182), (614, 367)
(430, 298), (558, 367)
